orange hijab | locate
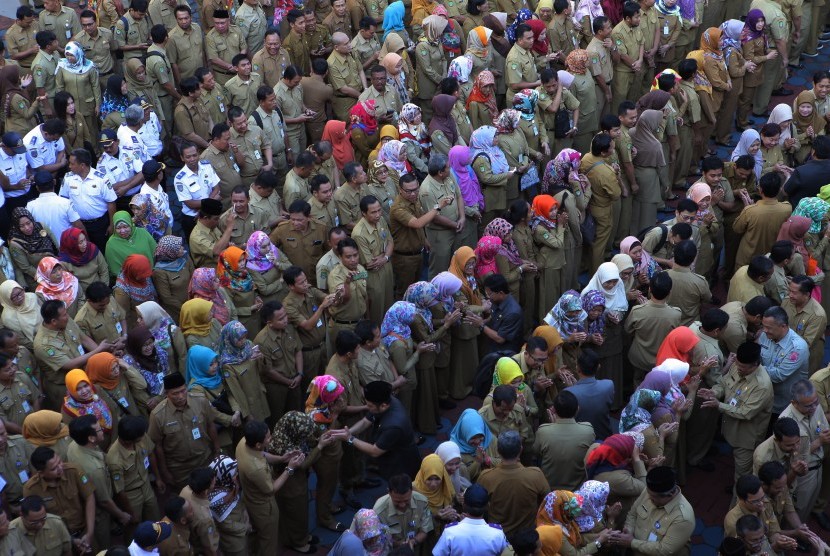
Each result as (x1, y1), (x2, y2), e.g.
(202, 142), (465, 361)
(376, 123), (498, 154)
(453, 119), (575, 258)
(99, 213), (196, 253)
(86, 352), (121, 390)
(449, 246), (481, 305)
(532, 194), (558, 218)
(655, 326), (699, 365)
(322, 120), (354, 171)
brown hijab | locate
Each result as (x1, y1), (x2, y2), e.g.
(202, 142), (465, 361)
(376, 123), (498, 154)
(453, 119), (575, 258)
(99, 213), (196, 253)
(630, 109), (666, 167)
(0, 65), (25, 117)
(483, 15), (511, 58)
(636, 90), (672, 114)
(428, 94), (459, 144)
(794, 90), (825, 134)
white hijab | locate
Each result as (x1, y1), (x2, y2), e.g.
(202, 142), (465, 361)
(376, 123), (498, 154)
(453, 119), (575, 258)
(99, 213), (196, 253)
(581, 262), (628, 312)
(557, 70), (575, 89)
(435, 441), (471, 494)
(768, 103), (794, 145)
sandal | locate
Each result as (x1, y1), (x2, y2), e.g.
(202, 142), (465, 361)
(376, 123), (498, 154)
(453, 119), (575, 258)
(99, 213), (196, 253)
(323, 522), (346, 533)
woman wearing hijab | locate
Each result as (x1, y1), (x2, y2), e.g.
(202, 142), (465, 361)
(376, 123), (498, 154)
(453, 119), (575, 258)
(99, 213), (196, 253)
(435, 440), (472, 499)
(217, 246), (263, 336)
(574, 480), (620, 538)
(429, 94), (462, 155)
(730, 128), (764, 181)
(634, 368), (687, 466)
(467, 70), (499, 129)
(35, 257), (83, 316)
(544, 290), (587, 372)
(218, 320), (270, 422)
(466, 27), (494, 79)
(767, 103), (799, 164)
(105, 211), (157, 278)
(245, 231), (289, 304)
(447, 247), (489, 399)
(399, 103), (432, 176)
(448, 55), (475, 102)
(530, 195), (567, 321)
(137, 300), (187, 376)
(526, 18), (552, 72)
(86, 352), (150, 436)
(506, 200), (541, 331)
(112, 254), (157, 329)
(330, 509), (392, 556)
(58, 229), (108, 294)
(413, 454), (460, 547)
(415, 16), (450, 121)
(321, 120), (354, 172)
(435, 5), (466, 64)
(630, 109), (667, 234)
(124, 58), (162, 118)
(474, 236), (502, 281)
(573, 0), (605, 45)
(611, 253), (642, 305)
(513, 89), (548, 164)
(470, 126), (517, 224)
(56, 41), (101, 138)
(714, 20), (751, 147)
(482, 13), (510, 99)
(380, 51), (414, 107)
(349, 99), (380, 168)
(380, 301), (422, 411)
(583, 434), (647, 523)
(794, 90), (825, 164)
(377, 140), (410, 188)
(566, 49), (599, 153)
(54, 91), (93, 151)
(268, 411), (329, 554)
(484, 218), (533, 299)
(654, 0), (682, 71)
(737, 10), (774, 130)
(186, 346), (241, 453)
(430, 272), (463, 409)
(364, 161), (397, 223)
(581, 289), (607, 345)
(449, 408), (494, 480)
(484, 357), (538, 419)
(0, 280), (42, 351)
(383, 0), (410, 43)
(536, 490), (592, 553)
(8, 208), (59, 291)
(689, 29), (731, 154)
(148, 235), (192, 323)
(61, 368), (114, 447)
(0, 65), (42, 134)
(189, 267), (237, 326)
(180, 298), (221, 351)
(655, 326), (699, 366)
(447, 147), (484, 247)
(22, 410), (72, 459)
(100, 75), (130, 125)
(493, 109), (533, 201)
(205, 455), (250, 554)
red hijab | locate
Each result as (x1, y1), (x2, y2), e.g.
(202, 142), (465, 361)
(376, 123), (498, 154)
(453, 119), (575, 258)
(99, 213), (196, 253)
(527, 19), (550, 55)
(656, 326), (699, 365)
(321, 120), (354, 171)
(58, 228), (99, 266)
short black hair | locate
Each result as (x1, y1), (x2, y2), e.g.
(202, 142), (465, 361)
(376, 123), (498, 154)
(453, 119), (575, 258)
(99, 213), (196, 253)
(43, 118), (67, 136)
(165, 496), (188, 523)
(227, 105), (246, 122)
(600, 114), (621, 132)
(483, 273), (510, 294)
(69, 414), (99, 445)
(676, 198), (698, 214)
(17, 6), (35, 18)
(669, 222), (692, 239)
(359, 16), (377, 30)
(36, 30), (57, 49)
(735, 515), (763, 540)
(769, 240), (793, 264)
(525, 336), (547, 353)
(360, 195), (380, 213)
(86, 281), (112, 303)
(131, 0), (149, 11)
(508, 529), (541, 556)
(813, 135), (830, 159)
(791, 274), (815, 295)
(591, 133), (613, 155)
(31, 446), (56, 471)
(773, 416), (799, 440)
(181, 76), (200, 96)
(439, 77), (460, 95)
(312, 58), (328, 75)
(650, 271), (672, 300)
(118, 415), (148, 442)
(514, 23), (532, 39)
(814, 70), (830, 84)
(296, 151), (316, 168)
(553, 390), (578, 418)
(355, 319), (378, 344)
(492, 384), (518, 406)
(593, 15), (609, 33)
(231, 53), (250, 67)
(287, 8), (305, 24)
(745, 296), (773, 317)
(260, 300), (283, 326)
(254, 169), (277, 189)
(70, 148), (92, 167)
(673, 240), (697, 267)
(759, 172), (782, 197)
(335, 330), (361, 356)
(21, 495), (45, 517)
(760, 122), (781, 138)
(758, 460), (787, 486)
(364, 380), (393, 404)
(735, 474), (762, 500)
(40, 300), (66, 323)
(701, 308), (728, 332)
(188, 467), (215, 494)
(554, 0), (569, 13)
(288, 200), (311, 216)
(388, 473), (413, 494)
(540, 68), (556, 85)
(283, 65), (300, 80)
(736, 341), (761, 365)
(657, 73), (677, 92)
(211, 123), (230, 140)
(747, 255), (773, 280)
(244, 420), (270, 446)
(622, 1), (641, 18)
(343, 161), (363, 182)
(256, 85), (275, 102)
(399, 173), (418, 188)
(701, 156), (724, 172)
(282, 266), (304, 286)
(336, 237), (359, 256)
(578, 348), (600, 376)
(150, 23), (167, 43)
(734, 154), (755, 171)
(618, 100), (636, 116)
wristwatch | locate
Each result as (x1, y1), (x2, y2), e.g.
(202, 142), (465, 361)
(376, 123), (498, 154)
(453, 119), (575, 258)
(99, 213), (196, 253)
(433, 203), (441, 211)
(595, 540), (603, 550)
(286, 467), (296, 476)
(347, 436), (355, 445)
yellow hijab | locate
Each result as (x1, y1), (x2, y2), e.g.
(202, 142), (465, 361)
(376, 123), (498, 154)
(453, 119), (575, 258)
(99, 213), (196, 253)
(413, 454), (456, 511)
(180, 298), (214, 337)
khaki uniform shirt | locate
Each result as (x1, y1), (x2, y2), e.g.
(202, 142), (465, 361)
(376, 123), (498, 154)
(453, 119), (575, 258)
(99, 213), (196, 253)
(328, 50), (364, 109)
(148, 0), (178, 30)
(350, 33), (381, 68)
(199, 84), (230, 129)
(479, 403), (533, 459)
(236, 2), (268, 55)
(219, 205), (270, 248)
(753, 434), (800, 477)
(283, 289), (327, 347)
(32, 50), (59, 100)
(361, 180), (397, 223)
(200, 143), (243, 201)
(114, 12), (150, 60)
(324, 12), (354, 37)
(5, 22), (39, 69)
(249, 184), (283, 221)
(782, 298), (827, 350)
(0, 372), (40, 427)
(624, 491), (695, 556)
(189, 221), (222, 269)
(333, 184), (363, 229)
(587, 36), (614, 84)
(301, 76), (336, 132)
(33, 320), (85, 388)
(505, 44), (538, 104)
(253, 324), (301, 381)
(327, 263), (369, 321)
(23, 463), (95, 533)
(306, 26), (334, 56)
(723, 500), (780, 538)
(66, 442), (113, 505)
(580, 153), (619, 207)
(373, 491), (434, 545)
(356, 346), (396, 385)
(533, 419), (595, 491)
(316, 249), (340, 290)
(780, 403), (829, 465)
(274, 80), (306, 139)
(309, 196), (338, 229)
(73, 29), (116, 76)
(156, 520), (191, 555)
(689, 324), (724, 388)
(0, 435), (36, 508)
(353, 217), (391, 265)
(625, 301), (682, 370)
(665, 266), (712, 326)
(720, 301), (749, 354)
(811, 366), (830, 414)
(390, 195), (426, 253)
(106, 436), (155, 496)
(269, 220), (328, 287)
(147, 395), (214, 476)
(477, 462), (550, 536)
(75, 298), (126, 345)
(225, 73), (264, 117)
(733, 199), (793, 268)
(174, 96), (213, 143)
(249, 106), (287, 169)
(252, 48), (292, 88)
(358, 85), (402, 120)
(610, 20), (644, 74)
(712, 366), (774, 449)
(230, 124), (268, 179)
(11, 514), (70, 556)
(39, 7), (81, 50)
(419, 174), (462, 231)
(167, 24), (206, 81)
(283, 31), (310, 76)
(283, 170), (311, 209)
(206, 26), (247, 76)
(180, 486), (220, 553)
(236, 439), (275, 505)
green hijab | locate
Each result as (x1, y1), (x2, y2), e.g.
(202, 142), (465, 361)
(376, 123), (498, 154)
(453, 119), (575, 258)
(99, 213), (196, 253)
(104, 211), (158, 277)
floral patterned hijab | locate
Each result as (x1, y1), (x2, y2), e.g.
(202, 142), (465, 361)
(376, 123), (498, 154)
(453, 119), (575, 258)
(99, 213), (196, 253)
(189, 268), (230, 325)
(217, 247), (253, 292)
(217, 321), (254, 367)
(484, 218), (524, 266)
(537, 490), (584, 547)
(380, 301), (417, 348)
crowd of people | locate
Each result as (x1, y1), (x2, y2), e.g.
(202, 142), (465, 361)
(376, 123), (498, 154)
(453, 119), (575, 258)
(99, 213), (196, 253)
(3, 0), (830, 554)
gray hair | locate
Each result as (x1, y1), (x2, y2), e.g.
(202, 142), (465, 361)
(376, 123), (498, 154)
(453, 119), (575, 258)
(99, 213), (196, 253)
(791, 378), (816, 401)
(496, 430), (522, 460)
(428, 153), (449, 176)
(125, 105), (144, 126)
(763, 306), (789, 327)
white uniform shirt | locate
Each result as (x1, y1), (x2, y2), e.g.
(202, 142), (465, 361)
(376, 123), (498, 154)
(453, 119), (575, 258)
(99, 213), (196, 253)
(138, 113), (163, 157)
(26, 192), (81, 247)
(432, 518), (509, 556)
(59, 168), (117, 220)
(137, 182), (173, 226)
(98, 151), (140, 197)
(117, 125), (151, 174)
(24, 125), (65, 168)
(174, 161), (220, 217)
(0, 149), (30, 198)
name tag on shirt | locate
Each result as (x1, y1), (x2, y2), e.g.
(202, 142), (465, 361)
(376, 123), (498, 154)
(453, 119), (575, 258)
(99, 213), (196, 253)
(254, 150), (261, 160)
(219, 103), (226, 113)
(78, 345), (85, 355)
(22, 400), (31, 413)
(729, 398), (738, 406)
(18, 470), (29, 483)
(648, 532), (658, 542)
(317, 318), (324, 328)
(115, 322), (123, 335)
(118, 397), (130, 409)
(192, 427), (202, 440)
(144, 456), (150, 469)
(233, 163), (240, 172)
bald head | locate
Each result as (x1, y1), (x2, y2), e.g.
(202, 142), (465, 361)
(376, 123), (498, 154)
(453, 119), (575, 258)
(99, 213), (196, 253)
(333, 32), (349, 45)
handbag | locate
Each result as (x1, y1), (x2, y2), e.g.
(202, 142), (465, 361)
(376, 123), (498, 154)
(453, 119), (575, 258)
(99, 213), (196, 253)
(580, 212), (597, 245)
(209, 389), (234, 416)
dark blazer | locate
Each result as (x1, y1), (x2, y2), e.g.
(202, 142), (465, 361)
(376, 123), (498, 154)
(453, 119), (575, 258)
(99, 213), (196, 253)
(783, 158), (830, 210)
(565, 376), (615, 440)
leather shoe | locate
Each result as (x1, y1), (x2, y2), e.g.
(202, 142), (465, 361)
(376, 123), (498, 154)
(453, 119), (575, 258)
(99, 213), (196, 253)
(772, 88), (794, 96)
(356, 477), (382, 489)
(813, 512), (830, 531)
(803, 51), (820, 57)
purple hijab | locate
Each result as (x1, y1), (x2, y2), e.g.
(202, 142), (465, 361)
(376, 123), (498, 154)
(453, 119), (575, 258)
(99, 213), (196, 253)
(449, 145), (485, 210)
(638, 371), (673, 422)
(431, 271), (463, 312)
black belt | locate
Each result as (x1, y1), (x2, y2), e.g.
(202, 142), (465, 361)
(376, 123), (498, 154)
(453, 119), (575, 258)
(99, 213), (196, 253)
(301, 343), (324, 352)
(81, 214), (108, 224)
(810, 464), (822, 471)
(394, 249), (422, 256)
(100, 70), (113, 76)
(333, 318), (359, 325)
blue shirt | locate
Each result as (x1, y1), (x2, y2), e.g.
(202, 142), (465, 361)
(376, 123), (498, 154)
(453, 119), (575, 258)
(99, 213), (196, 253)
(433, 517), (509, 556)
(759, 328), (809, 413)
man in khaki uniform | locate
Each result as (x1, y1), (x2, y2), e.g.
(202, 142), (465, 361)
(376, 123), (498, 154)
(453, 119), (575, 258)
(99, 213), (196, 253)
(249, 87), (289, 194)
(334, 162), (367, 230)
(305, 11), (334, 59)
(350, 19), (381, 70)
(156, 497), (193, 555)
(250, 171), (285, 231)
(372, 476), (434, 547)
(548, 2), (578, 70)
(114, 0), (150, 61)
(173, 78), (213, 150)
(11, 497), (71, 556)
(532, 391), (595, 491)
(6, 7), (39, 76)
(219, 187), (270, 248)
(205, 10), (247, 86)
(625, 272), (681, 382)
(23, 447), (96, 546)
(106, 415), (161, 540)
(66, 415), (129, 549)
(0, 506), (36, 555)
(309, 175), (339, 229)
(537, 70), (580, 155)
(200, 123), (244, 207)
(236, 420), (300, 556)
(253, 30), (293, 88)
(782, 276), (827, 373)
(0, 357), (42, 432)
(587, 17), (614, 117)
(236, 0), (268, 56)
(283, 266), (335, 377)
(167, 5), (206, 85)
(699, 342), (774, 481)
(317, 228), (349, 291)
(720, 297), (771, 355)
(358, 66), (402, 123)
(479, 387), (534, 465)
(327, 32), (366, 120)
(148, 373), (219, 491)
(580, 135), (621, 273)
(0, 419), (36, 518)
(270, 202), (328, 288)
(189, 199), (234, 269)
(750, 0), (789, 112)
(228, 107), (270, 188)
(419, 155), (466, 279)
(612, 467), (695, 555)
(196, 68), (231, 127)
(505, 24), (541, 105)
(324, 0), (354, 37)
(283, 153), (315, 209)
(636, 0), (661, 98)
(665, 240), (712, 326)
(254, 301), (304, 424)
(352, 195), (395, 325)
(145, 26), (180, 137)
(326, 240), (370, 348)
(724, 476), (785, 546)
(75, 11), (117, 89)
(39, 0), (81, 51)
(283, 10), (311, 76)
(179, 469), (221, 555)
(733, 175), (792, 268)
(148, 0), (179, 30)
(610, 3), (645, 116)
(301, 60), (335, 142)
(226, 54), (264, 116)
(32, 32), (60, 115)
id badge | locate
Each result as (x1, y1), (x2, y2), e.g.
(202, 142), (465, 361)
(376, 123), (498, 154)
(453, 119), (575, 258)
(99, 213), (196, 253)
(647, 532), (658, 542)
(22, 400), (31, 413)
(18, 470), (29, 482)
(729, 398), (738, 406)
(663, 23), (669, 35)
(144, 456), (150, 469)
(192, 427), (201, 440)
(233, 163), (241, 172)
(66, 29), (72, 39)
(254, 150), (261, 160)
(219, 102), (226, 113)
(118, 397), (129, 408)
(316, 318), (324, 328)
(115, 321), (123, 335)
(78, 344), (85, 355)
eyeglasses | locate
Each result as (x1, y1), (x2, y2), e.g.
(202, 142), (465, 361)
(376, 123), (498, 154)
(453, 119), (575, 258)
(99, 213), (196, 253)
(402, 187), (419, 194)
(528, 353), (549, 364)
